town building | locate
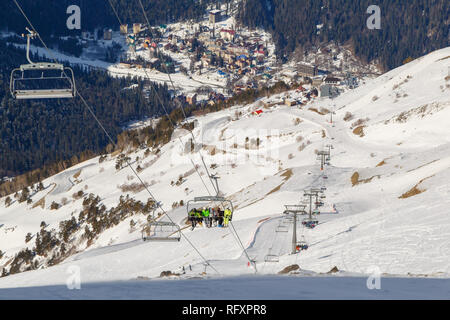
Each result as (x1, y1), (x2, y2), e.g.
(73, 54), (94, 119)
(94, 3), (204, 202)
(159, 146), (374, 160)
(320, 84), (340, 98)
(285, 98), (297, 107)
(220, 29), (236, 42)
(324, 76), (341, 85)
(103, 29), (112, 40)
(133, 23), (142, 35)
(209, 10), (222, 24)
(297, 63), (318, 77)
(120, 24), (128, 35)
(186, 93), (197, 105)
(312, 76), (324, 87)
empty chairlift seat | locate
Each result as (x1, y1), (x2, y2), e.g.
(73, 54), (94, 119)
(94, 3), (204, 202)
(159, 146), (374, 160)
(10, 29), (76, 100)
(142, 221), (181, 242)
(276, 220), (289, 233)
(264, 249), (279, 262)
(11, 63), (76, 99)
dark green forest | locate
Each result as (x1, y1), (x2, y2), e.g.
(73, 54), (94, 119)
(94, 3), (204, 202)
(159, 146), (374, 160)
(238, 0), (449, 70)
(0, 41), (174, 180)
(0, 0), (212, 191)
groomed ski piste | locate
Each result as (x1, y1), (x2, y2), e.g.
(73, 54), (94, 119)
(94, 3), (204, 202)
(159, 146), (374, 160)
(0, 47), (449, 299)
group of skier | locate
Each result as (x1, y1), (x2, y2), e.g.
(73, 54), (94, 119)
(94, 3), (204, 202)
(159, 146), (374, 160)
(188, 207), (232, 230)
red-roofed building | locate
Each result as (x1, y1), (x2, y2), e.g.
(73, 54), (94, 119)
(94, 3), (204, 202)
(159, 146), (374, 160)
(220, 29), (236, 42)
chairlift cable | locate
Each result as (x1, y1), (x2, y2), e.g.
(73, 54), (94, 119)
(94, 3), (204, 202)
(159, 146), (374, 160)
(135, 0), (249, 262)
(12, 0), (220, 275)
(229, 221), (257, 273)
(136, 0), (218, 195)
(103, 3), (221, 273)
(108, 0), (216, 197)
(109, 0), (217, 196)
(119, 0), (255, 273)
(146, 69), (214, 196)
(107, 0), (124, 26)
(190, 158), (213, 197)
(104, 1), (213, 207)
(108, 0), (215, 198)
(262, 216), (281, 273)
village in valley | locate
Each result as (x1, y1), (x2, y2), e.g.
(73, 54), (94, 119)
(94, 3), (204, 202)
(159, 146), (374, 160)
(78, 5), (377, 111)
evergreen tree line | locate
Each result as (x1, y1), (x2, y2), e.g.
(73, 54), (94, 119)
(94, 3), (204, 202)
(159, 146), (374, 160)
(0, 40), (175, 189)
(4, 193), (156, 276)
(237, 0), (449, 70)
(0, 0), (213, 37)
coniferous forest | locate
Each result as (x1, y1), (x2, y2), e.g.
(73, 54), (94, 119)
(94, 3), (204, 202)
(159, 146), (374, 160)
(0, 0), (212, 37)
(0, 0), (211, 192)
(237, 0), (449, 70)
(0, 0), (448, 192)
(0, 41), (174, 183)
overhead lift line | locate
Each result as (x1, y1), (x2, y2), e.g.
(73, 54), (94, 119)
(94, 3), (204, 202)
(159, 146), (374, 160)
(12, 0), (219, 275)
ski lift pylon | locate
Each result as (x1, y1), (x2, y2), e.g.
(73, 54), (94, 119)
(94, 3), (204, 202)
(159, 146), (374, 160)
(10, 28), (76, 99)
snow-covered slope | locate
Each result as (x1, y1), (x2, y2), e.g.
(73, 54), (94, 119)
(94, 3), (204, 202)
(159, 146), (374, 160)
(0, 47), (449, 296)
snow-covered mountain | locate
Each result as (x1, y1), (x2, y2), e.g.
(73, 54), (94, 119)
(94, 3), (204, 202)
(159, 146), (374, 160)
(0, 47), (449, 297)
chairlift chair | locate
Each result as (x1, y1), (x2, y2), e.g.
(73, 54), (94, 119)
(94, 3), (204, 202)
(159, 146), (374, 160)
(10, 29), (76, 100)
(315, 201), (324, 207)
(276, 224), (289, 233)
(142, 220), (181, 241)
(264, 250), (279, 262)
(276, 218), (289, 232)
(302, 218), (319, 229)
(296, 236), (309, 251)
(186, 196), (234, 228)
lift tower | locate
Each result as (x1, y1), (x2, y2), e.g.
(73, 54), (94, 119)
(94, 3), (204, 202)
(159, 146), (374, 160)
(310, 188), (325, 211)
(317, 150), (330, 171)
(303, 189), (322, 228)
(325, 144), (334, 161)
(283, 205), (307, 254)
